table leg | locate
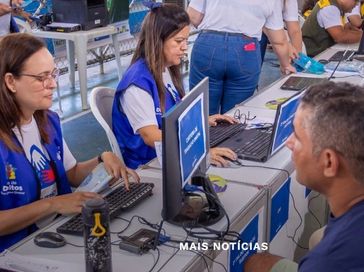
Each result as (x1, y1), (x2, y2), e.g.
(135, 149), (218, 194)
(111, 34), (122, 80)
(75, 37), (89, 110)
(66, 40), (75, 89)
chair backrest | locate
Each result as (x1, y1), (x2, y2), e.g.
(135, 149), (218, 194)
(89, 87), (124, 162)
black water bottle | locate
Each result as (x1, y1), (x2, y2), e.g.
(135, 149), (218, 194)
(82, 198), (112, 272)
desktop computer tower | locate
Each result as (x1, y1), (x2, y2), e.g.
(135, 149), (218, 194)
(52, 0), (109, 30)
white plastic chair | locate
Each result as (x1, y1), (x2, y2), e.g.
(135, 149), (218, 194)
(89, 87), (124, 162)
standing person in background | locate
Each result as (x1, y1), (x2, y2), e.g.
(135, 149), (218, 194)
(302, 0), (361, 57)
(260, 0), (303, 63)
(112, 3), (237, 170)
(0, 0), (23, 36)
(188, 0), (295, 115)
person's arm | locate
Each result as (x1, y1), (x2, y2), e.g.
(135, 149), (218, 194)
(138, 125), (162, 147)
(285, 21), (302, 53)
(66, 151), (139, 189)
(265, 27), (296, 74)
(0, 191), (98, 235)
(326, 25), (362, 43)
(187, 6), (204, 28)
(0, 3), (11, 16)
(244, 252), (285, 272)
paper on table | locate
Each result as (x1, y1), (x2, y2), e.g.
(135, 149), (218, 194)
(245, 117), (274, 129)
(0, 250), (82, 272)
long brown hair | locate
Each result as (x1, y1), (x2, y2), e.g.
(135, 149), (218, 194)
(0, 33), (50, 151)
(131, 3), (190, 111)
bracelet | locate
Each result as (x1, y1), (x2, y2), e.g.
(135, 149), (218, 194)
(97, 153), (104, 164)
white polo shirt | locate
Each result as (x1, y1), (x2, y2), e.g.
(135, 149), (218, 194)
(188, 0), (284, 39)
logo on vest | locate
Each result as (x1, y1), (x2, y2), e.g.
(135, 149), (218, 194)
(30, 145), (56, 184)
(2, 164), (24, 195)
(6, 163), (16, 180)
(156, 107), (161, 115)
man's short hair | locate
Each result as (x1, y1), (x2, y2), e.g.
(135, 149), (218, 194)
(301, 81), (364, 183)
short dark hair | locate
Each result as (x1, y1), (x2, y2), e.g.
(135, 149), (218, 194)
(301, 81), (364, 183)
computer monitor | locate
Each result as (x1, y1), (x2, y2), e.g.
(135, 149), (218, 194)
(162, 77), (224, 226)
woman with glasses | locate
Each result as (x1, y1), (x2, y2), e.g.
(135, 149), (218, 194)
(112, 3), (237, 170)
(0, 33), (139, 251)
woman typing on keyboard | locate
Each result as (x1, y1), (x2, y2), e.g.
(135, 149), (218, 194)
(112, 2), (237, 170)
(0, 33), (139, 252)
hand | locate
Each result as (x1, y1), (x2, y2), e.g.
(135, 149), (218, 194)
(0, 3), (11, 16)
(208, 114), (237, 126)
(288, 44), (299, 62)
(100, 152), (140, 190)
(50, 192), (100, 215)
(210, 147), (237, 167)
(280, 63), (296, 75)
(11, 0), (23, 7)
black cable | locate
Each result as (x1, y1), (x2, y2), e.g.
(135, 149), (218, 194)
(328, 49), (350, 80)
(147, 247), (160, 272)
(155, 245), (179, 272)
(307, 192), (322, 228)
(181, 188), (233, 242)
(287, 191), (309, 250)
(231, 161), (310, 249)
(231, 160), (290, 180)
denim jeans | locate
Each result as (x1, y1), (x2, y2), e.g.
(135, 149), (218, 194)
(259, 32), (269, 64)
(189, 31), (261, 114)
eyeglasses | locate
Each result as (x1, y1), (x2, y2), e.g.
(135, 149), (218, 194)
(19, 68), (59, 88)
(233, 109), (256, 125)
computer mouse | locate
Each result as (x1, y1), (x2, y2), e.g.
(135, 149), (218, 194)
(33, 231), (66, 248)
(318, 59), (329, 65)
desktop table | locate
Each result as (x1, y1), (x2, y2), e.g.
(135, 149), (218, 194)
(32, 25), (123, 110)
(9, 169), (267, 272)
(6, 43), (361, 270)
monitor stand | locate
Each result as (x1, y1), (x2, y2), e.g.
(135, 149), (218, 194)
(168, 176), (225, 227)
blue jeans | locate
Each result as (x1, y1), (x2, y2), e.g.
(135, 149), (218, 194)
(189, 31), (261, 114)
(259, 32), (269, 64)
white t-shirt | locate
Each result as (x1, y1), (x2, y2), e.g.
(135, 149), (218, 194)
(0, 0), (11, 36)
(120, 69), (178, 134)
(317, 5), (343, 28)
(282, 0), (299, 22)
(345, 3), (360, 23)
(12, 116), (76, 228)
(188, 0), (284, 39)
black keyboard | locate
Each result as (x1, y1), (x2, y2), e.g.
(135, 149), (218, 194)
(234, 128), (272, 156)
(210, 122), (246, 147)
(56, 182), (154, 236)
(280, 76), (327, 91)
(329, 50), (355, 62)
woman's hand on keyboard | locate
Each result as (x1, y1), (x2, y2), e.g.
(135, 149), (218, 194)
(210, 147), (237, 167)
(101, 151), (140, 190)
(208, 114), (237, 126)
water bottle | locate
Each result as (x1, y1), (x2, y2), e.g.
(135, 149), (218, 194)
(82, 198), (112, 272)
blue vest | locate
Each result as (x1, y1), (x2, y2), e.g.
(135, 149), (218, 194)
(112, 59), (181, 169)
(0, 111), (71, 251)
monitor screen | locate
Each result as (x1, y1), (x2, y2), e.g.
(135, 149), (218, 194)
(271, 91), (304, 155)
(177, 92), (207, 188)
(162, 78), (213, 225)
